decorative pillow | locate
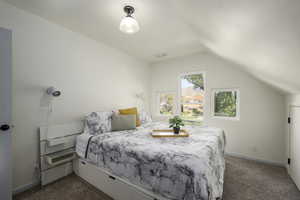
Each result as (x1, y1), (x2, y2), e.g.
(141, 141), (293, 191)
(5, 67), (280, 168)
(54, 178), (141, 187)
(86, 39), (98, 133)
(84, 111), (113, 135)
(119, 107), (141, 126)
(139, 111), (152, 124)
(111, 114), (136, 131)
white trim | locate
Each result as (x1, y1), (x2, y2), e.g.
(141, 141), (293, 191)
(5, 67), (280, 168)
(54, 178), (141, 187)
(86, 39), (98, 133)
(288, 105), (293, 174)
(177, 71), (206, 122)
(226, 152), (285, 167)
(211, 88), (240, 121)
(13, 180), (40, 195)
(287, 105), (300, 175)
(155, 91), (176, 117)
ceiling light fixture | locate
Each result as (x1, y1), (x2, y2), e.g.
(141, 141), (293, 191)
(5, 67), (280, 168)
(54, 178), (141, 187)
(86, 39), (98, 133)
(120, 5), (140, 34)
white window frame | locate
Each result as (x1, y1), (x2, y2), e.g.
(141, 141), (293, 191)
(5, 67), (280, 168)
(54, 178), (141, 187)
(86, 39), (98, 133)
(211, 88), (240, 120)
(156, 91), (176, 117)
(178, 71), (206, 123)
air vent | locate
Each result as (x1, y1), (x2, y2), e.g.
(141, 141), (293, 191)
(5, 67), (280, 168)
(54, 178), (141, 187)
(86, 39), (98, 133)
(155, 53), (167, 58)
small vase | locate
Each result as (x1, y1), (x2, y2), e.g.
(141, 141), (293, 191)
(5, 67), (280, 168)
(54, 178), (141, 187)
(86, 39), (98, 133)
(173, 127), (180, 134)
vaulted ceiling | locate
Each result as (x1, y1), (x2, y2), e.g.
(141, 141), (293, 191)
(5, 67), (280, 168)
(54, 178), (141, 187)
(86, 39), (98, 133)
(3, 0), (300, 94)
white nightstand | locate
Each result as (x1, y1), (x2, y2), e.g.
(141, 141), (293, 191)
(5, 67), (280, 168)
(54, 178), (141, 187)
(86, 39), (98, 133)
(39, 122), (84, 186)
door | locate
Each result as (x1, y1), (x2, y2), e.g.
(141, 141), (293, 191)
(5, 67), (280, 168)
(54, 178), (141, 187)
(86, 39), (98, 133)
(0, 27), (12, 200)
(290, 106), (300, 190)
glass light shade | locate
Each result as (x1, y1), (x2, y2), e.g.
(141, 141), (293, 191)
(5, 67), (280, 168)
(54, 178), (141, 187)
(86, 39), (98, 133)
(120, 16), (140, 34)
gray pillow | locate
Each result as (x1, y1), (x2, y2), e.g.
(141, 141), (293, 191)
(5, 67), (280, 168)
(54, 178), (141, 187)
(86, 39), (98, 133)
(111, 114), (136, 131)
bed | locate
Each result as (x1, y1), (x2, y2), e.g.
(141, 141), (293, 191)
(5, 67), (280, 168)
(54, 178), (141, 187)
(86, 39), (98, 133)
(75, 118), (225, 200)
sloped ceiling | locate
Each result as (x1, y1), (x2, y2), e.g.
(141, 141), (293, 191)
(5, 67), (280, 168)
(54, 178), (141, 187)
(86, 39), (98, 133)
(3, 0), (300, 93)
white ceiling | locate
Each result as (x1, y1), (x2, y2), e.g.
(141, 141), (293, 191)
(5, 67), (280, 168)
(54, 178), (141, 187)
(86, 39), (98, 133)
(4, 0), (300, 94)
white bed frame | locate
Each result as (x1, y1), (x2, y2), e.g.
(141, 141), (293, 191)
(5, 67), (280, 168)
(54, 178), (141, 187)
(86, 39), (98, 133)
(73, 158), (169, 200)
(70, 121), (222, 200)
(43, 121), (166, 200)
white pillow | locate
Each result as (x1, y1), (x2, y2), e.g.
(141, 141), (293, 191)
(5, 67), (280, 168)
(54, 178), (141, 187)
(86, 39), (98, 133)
(84, 111), (114, 135)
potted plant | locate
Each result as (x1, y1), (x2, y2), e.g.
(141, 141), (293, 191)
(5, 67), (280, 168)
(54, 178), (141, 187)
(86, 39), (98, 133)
(169, 116), (184, 134)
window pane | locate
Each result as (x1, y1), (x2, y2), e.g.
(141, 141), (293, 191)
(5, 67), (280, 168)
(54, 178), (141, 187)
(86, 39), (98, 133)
(159, 93), (174, 115)
(181, 104), (203, 123)
(214, 91), (237, 117)
(180, 73), (204, 123)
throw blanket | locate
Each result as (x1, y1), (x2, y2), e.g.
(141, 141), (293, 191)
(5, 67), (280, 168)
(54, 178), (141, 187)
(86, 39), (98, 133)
(76, 122), (225, 200)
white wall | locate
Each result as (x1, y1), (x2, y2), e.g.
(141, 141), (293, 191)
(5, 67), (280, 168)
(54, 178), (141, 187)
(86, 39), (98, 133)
(0, 1), (150, 191)
(150, 52), (285, 164)
(286, 95), (300, 106)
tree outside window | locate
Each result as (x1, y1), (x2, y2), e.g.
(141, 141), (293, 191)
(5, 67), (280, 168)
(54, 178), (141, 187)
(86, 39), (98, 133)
(158, 93), (175, 116)
(180, 73), (205, 124)
(212, 89), (240, 120)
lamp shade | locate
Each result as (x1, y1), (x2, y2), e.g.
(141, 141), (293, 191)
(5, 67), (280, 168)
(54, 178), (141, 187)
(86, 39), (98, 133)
(120, 16), (140, 34)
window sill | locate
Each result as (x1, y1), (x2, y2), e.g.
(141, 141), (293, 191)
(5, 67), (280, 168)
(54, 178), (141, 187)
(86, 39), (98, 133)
(183, 120), (203, 126)
(211, 116), (240, 121)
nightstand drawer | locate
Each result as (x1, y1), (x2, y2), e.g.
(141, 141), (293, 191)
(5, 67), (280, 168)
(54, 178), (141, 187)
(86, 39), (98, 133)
(41, 162), (73, 186)
(41, 148), (75, 170)
(40, 135), (76, 156)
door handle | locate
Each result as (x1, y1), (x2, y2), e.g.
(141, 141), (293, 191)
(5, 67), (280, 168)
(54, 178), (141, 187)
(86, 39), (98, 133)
(0, 124), (10, 131)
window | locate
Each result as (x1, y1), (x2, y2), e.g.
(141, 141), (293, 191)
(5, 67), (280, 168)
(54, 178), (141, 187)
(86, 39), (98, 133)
(158, 92), (175, 116)
(179, 72), (205, 124)
(212, 89), (240, 120)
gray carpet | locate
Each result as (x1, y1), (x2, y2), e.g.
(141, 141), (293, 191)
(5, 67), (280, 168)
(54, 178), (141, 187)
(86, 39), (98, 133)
(223, 156), (300, 200)
(14, 156), (300, 200)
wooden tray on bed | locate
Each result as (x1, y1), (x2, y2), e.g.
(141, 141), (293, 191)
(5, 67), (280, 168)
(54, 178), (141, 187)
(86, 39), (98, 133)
(151, 129), (189, 138)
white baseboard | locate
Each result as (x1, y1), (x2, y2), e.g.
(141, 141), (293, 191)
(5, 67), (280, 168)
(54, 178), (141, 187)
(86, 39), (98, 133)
(226, 152), (285, 167)
(13, 180), (40, 195)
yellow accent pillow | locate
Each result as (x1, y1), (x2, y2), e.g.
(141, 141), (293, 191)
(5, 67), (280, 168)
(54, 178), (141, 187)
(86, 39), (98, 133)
(119, 107), (141, 127)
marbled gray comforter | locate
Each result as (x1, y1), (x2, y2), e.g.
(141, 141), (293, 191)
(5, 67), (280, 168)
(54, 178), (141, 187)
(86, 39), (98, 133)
(82, 122), (225, 200)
